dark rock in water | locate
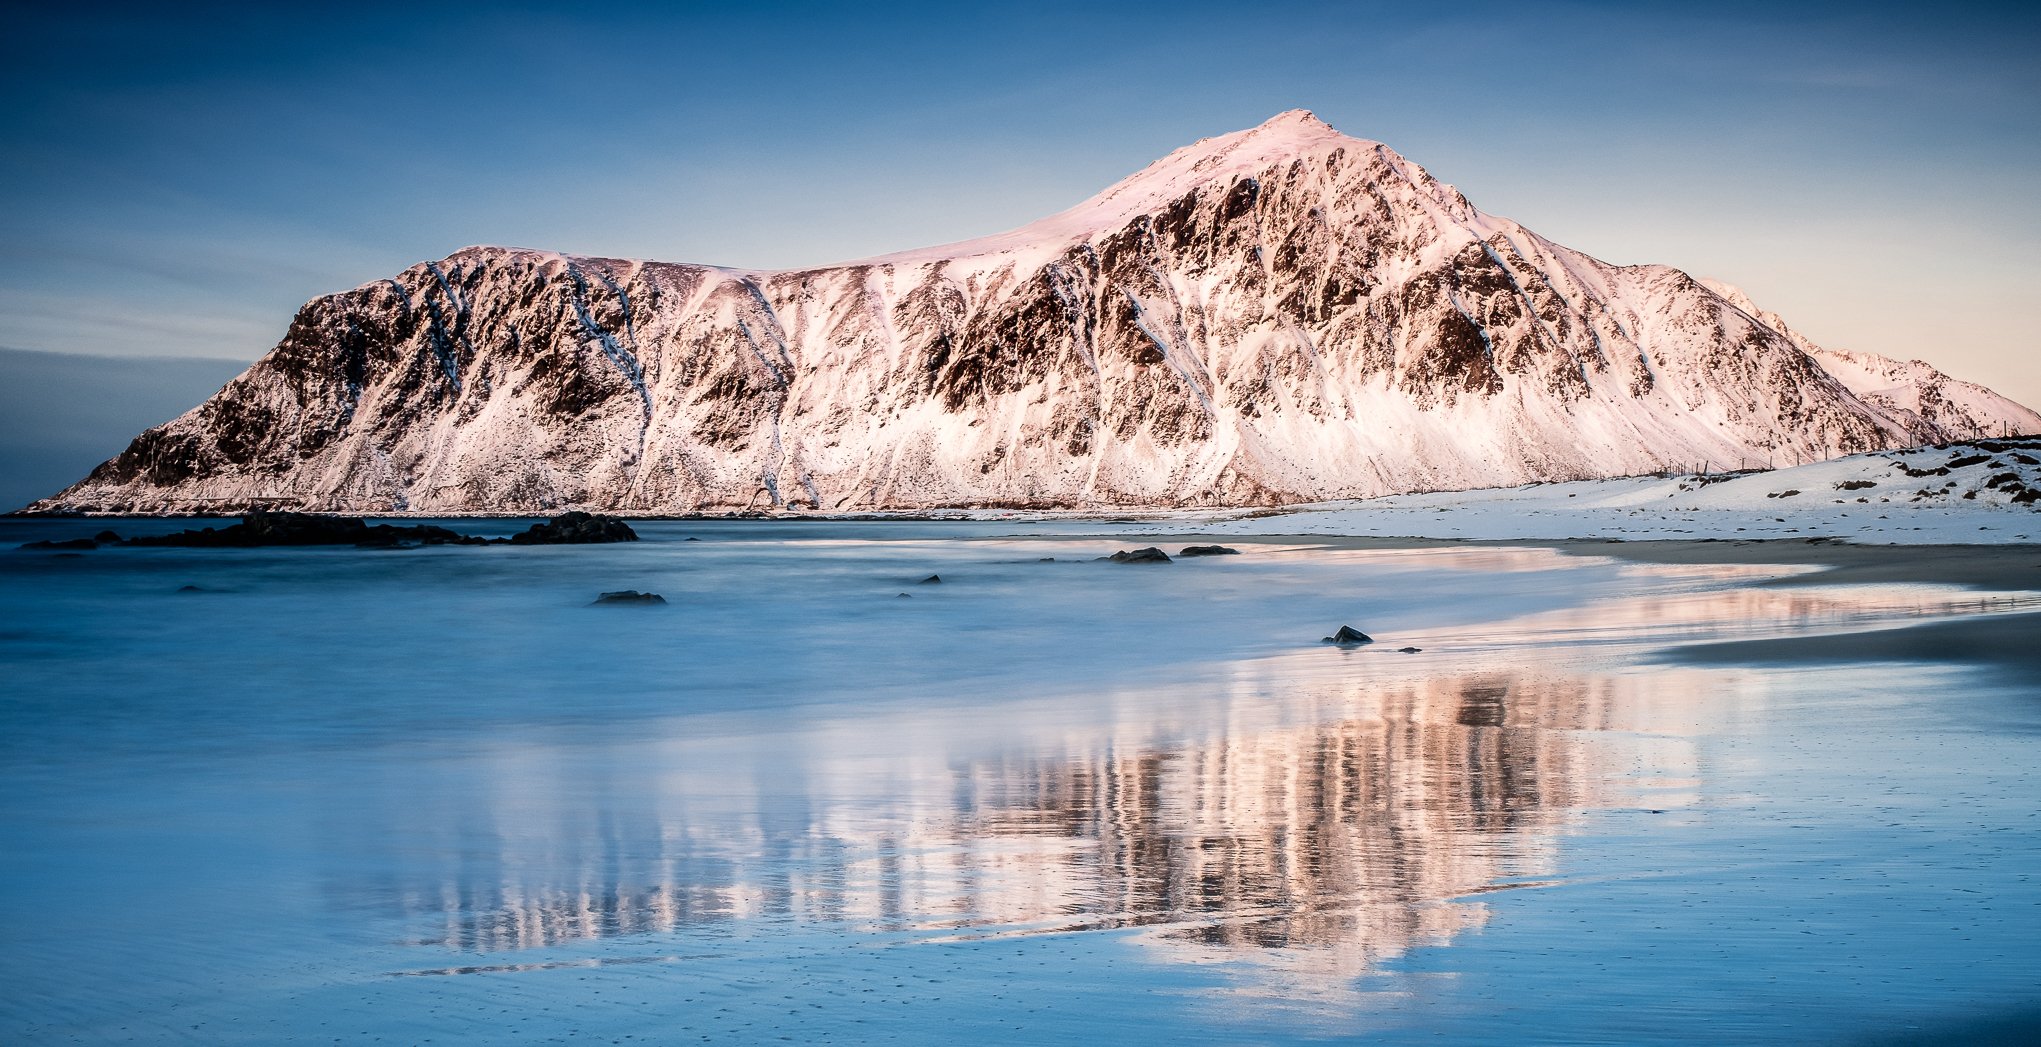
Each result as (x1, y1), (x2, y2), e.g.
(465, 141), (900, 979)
(918, 574), (942, 584)
(1101, 547), (1172, 563)
(127, 511), (477, 548)
(21, 537), (98, 550)
(592, 590), (665, 605)
(896, 593), (913, 599)
(118, 510), (636, 549)
(1322, 625), (1373, 645)
(684, 536), (701, 542)
(1178, 545), (1240, 557)
(21, 529), (125, 550)
(1038, 557), (1056, 562)
(353, 527), (483, 548)
(176, 584), (205, 593)
(1397, 646), (1422, 654)
(505, 511), (638, 545)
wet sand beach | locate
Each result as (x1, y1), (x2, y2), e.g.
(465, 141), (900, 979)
(1143, 532), (2041, 671)
(1559, 537), (2041, 593)
(1562, 539), (2041, 673)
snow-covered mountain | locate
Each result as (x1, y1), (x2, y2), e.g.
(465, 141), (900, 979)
(33, 110), (2041, 514)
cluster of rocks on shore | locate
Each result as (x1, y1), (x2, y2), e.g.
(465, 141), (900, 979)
(506, 513), (639, 544)
(20, 510), (639, 550)
(1094, 545), (1239, 564)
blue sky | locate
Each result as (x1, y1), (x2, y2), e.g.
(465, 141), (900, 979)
(3, 1), (2037, 407)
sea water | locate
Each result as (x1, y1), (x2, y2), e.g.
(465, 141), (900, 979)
(1, 519), (2037, 1044)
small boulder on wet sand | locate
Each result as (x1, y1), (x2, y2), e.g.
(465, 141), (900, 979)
(1100, 547), (1172, 564)
(592, 590), (666, 605)
(1397, 646), (1422, 654)
(1178, 545), (1240, 557)
(1322, 626), (1374, 645)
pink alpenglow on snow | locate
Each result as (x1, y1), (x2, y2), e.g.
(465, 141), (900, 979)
(34, 111), (2041, 515)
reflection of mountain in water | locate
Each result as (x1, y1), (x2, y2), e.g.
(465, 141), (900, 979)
(383, 672), (1689, 982)
(931, 677), (1610, 956)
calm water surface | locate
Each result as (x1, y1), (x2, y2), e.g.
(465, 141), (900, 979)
(1, 519), (2037, 1044)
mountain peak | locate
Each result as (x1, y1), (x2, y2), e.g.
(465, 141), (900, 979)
(864, 110), (1377, 265)
(1197, 108), (1352, 163)
(1254, 108), (1332, 131)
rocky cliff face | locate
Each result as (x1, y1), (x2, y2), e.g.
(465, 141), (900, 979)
(34, 111), (2041, 514)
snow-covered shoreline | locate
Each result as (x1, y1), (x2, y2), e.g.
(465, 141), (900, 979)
(861, 436), (2041, 546)
(621, 437), (2041, 546)
(1166, 438), (2041, 545)
(21, 439), (2041, 547)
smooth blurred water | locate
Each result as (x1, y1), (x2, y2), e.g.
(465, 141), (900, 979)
(1, 519), (2038, 1044)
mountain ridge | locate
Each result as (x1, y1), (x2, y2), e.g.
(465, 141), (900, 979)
(30, 112), (2041, 515)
